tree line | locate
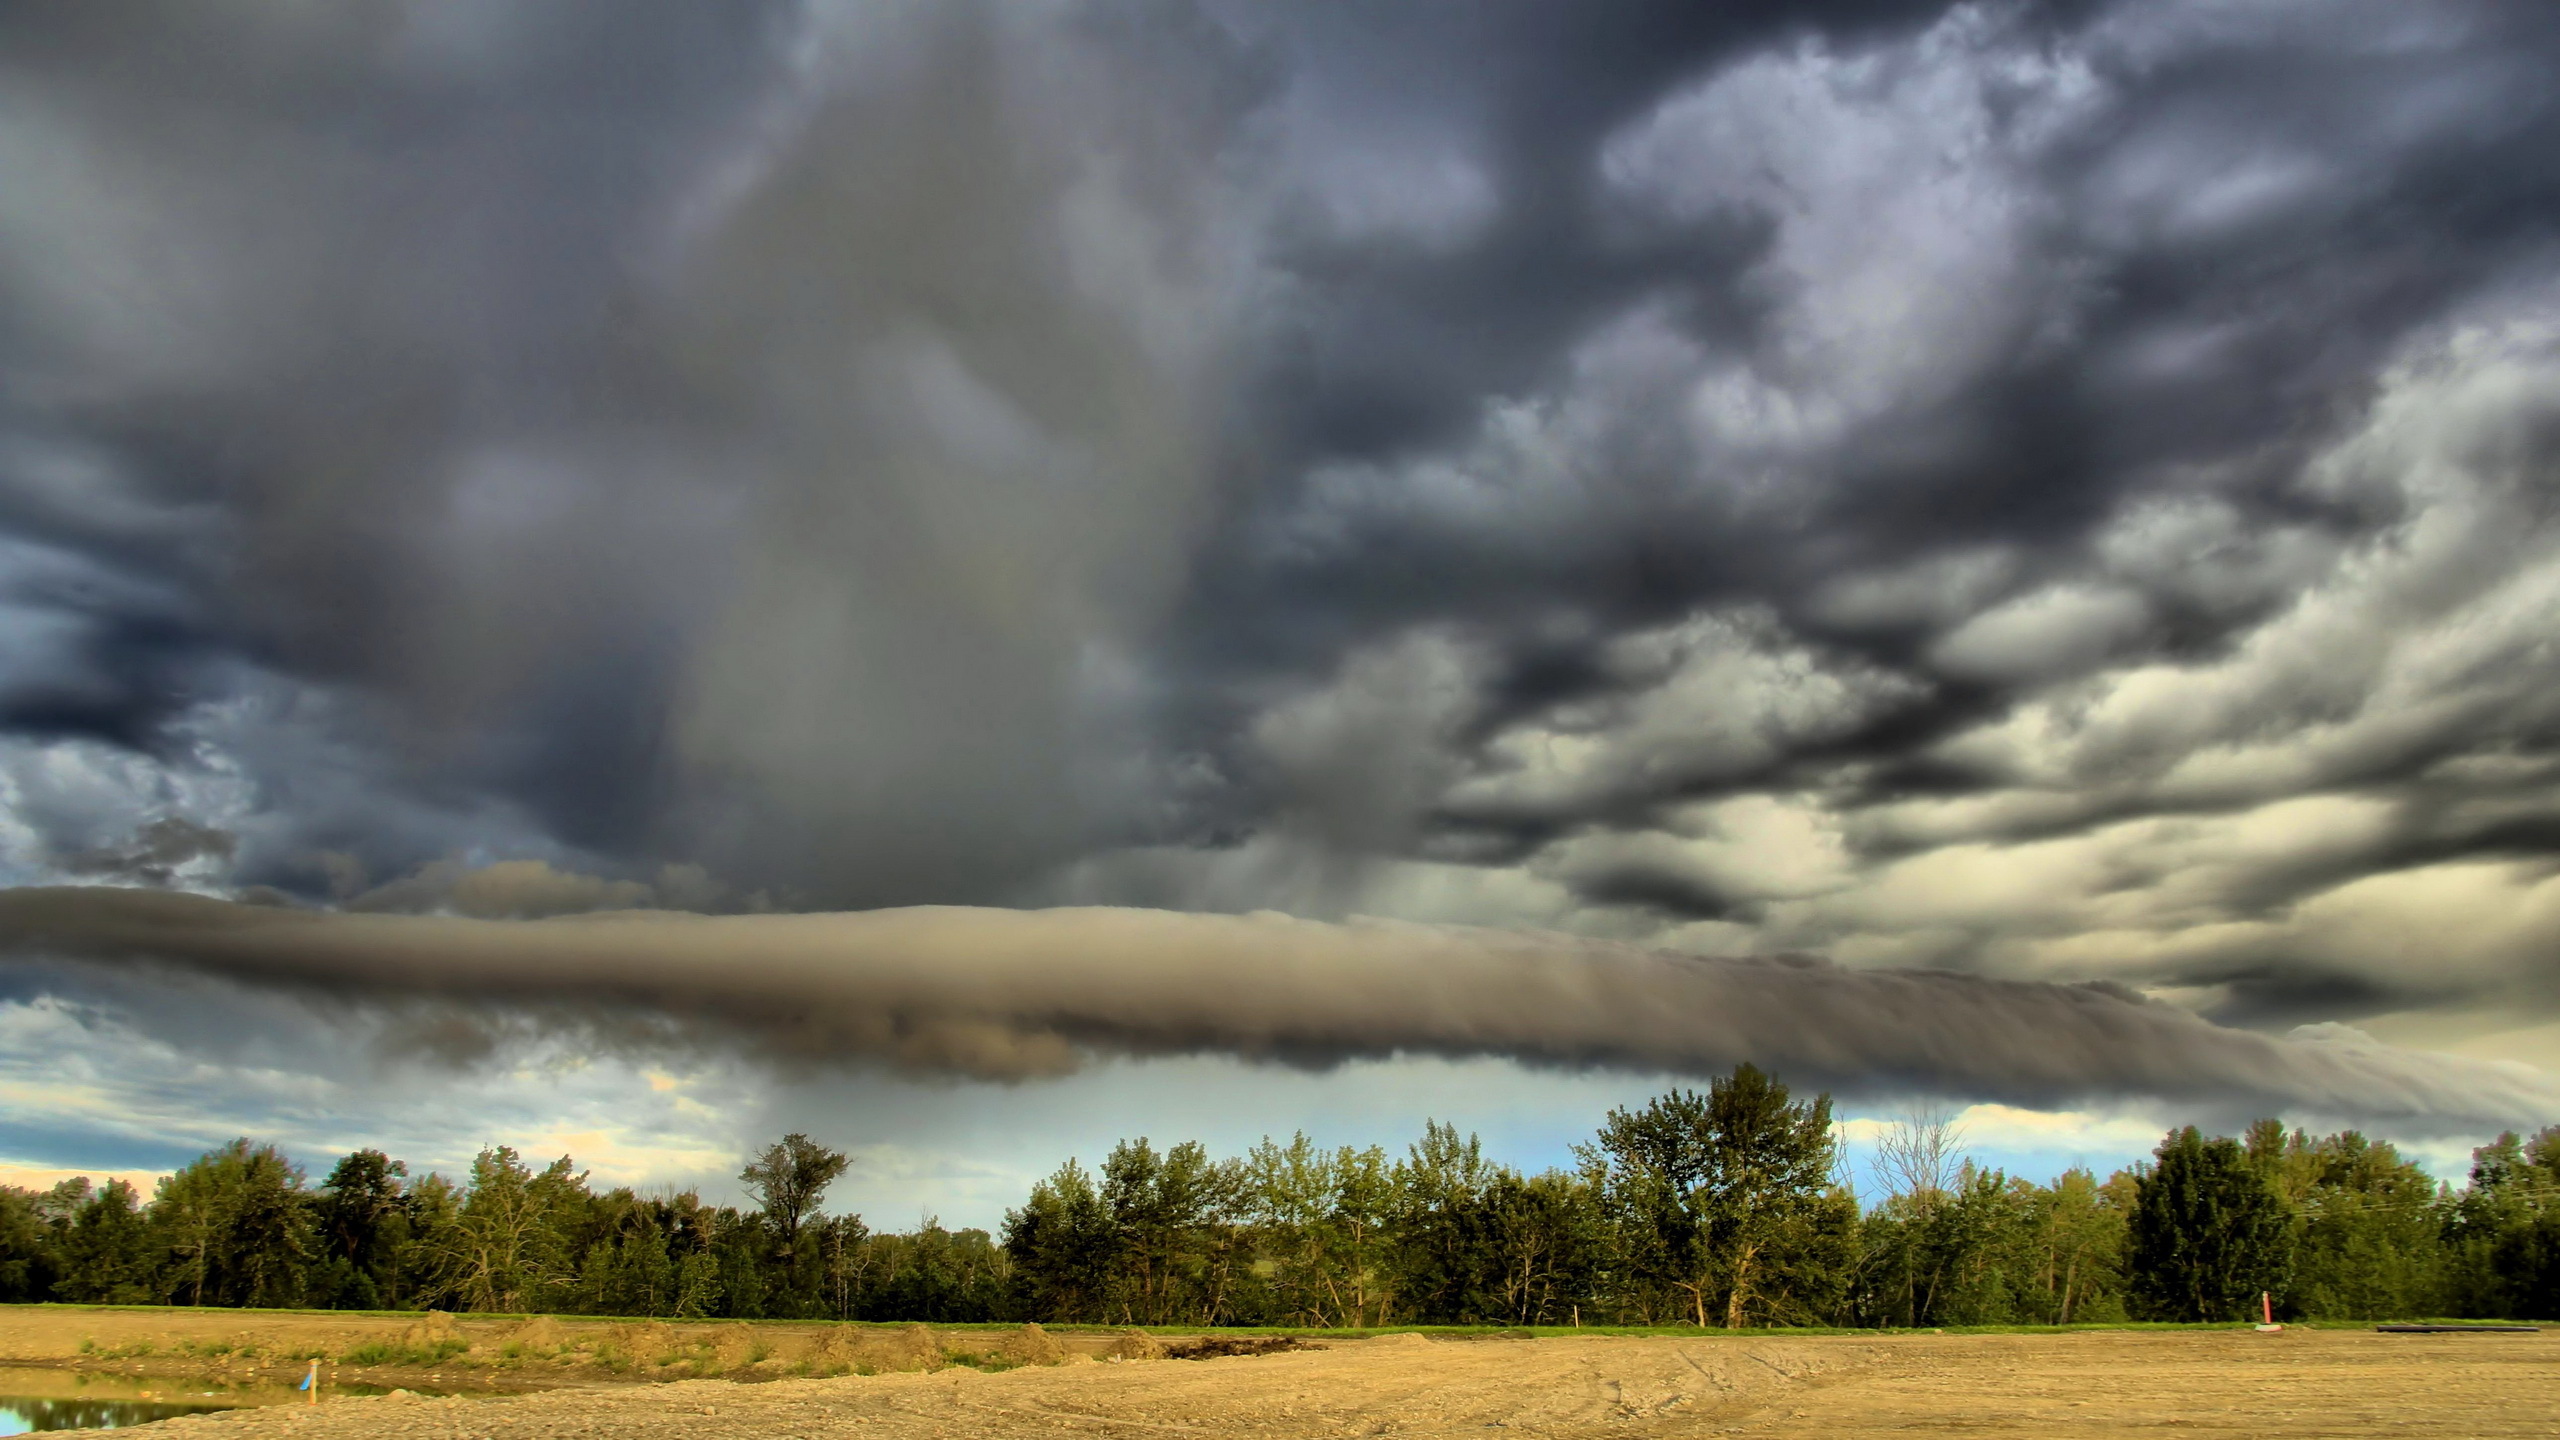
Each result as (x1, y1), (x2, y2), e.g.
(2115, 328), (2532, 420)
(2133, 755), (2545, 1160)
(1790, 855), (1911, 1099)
(5, 1067), (2554, 1325)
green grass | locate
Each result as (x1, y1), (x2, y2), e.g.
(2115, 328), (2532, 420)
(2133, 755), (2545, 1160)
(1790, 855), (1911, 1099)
(337, 1337), (471, 1367)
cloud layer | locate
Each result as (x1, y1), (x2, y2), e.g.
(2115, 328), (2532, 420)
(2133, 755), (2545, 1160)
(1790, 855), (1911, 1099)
(6, 886), (2550, 1132)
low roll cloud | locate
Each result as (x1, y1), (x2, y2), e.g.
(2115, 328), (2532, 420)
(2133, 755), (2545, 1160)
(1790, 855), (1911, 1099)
(4, 887), (2549, 1131)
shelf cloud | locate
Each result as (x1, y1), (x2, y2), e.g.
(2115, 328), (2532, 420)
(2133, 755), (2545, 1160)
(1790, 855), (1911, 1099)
(7, 887), (2549, 1131)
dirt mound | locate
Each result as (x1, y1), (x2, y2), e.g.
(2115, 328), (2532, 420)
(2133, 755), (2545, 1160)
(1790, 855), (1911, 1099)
(506, 1317), (568, 1351)
(399, 1312), (461, 1349)
(816, 1323), (945, 1375)
(609, 1320), (678, 1365)
(708, 1323), (762, 1370)
(943, 1324), (1066, 1369)
(886, 1323), (946, 1371)
(993, 1324), (1067, 1367)
(1364, 1331), (1433, 1348)
(1106, 1329), (1168, 1361)
(809, 1330), (863, 1371)
(1165, 1335), (1313, 1360)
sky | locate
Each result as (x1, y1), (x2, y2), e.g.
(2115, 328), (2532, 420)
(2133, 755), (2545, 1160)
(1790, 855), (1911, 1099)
(3, 0), (2559, 1227)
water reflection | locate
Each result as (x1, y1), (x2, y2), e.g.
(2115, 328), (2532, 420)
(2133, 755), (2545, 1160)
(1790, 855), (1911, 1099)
(0, 1365), (493, 1432)
(0, 1367), (291, 1434)
(0, 1395), (236, 1434)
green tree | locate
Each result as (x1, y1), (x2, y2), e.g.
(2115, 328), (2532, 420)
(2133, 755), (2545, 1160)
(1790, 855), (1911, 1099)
(1328, 1142), (1397, 1326)
(1856, 1108), (2009, 1328)
(2445, 1126), (2560, 1320)
(1594, 1067), (1846, 1326)
(152, 1140), (314, 1307)
(1384, 1126), (1606, 1326)
(1005, 1158), (1119, 1322)
(2275, 1130), (2446, 1320)
(2031, 1167), (2128, 1324)
(1100, 1138), (1233, 1324)
(815, 1211), (871, 1320)
(1243, 1134), (1398, 1327)
(1931, 1168), (2041, 1325)
(2127, 1127), (2294, 1322)
(576, 1192), (671, 1316)
(863, 1220), (1012, 1322)
(53, 1179), (152, 1304)
(0, 1187), (57, 1303)
(1858, 1167), (2015, 1327)
(401, 1171), (461, 1304)
(741, 1134), (851, 1250)
(1474, 1167), (1605, 1325)
(432, 1146), (587, 1312)
(560, 1188), (724, 1318)
(1391, 1121), (1497, 1323)
(741, 1134), (852, 1317)
(1244, 1133), (1335, 1324)
(314, 1150), (412, 1309)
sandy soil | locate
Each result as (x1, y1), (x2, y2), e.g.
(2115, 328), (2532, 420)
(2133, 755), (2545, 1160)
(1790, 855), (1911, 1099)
(6, 1317), (2547, 1439)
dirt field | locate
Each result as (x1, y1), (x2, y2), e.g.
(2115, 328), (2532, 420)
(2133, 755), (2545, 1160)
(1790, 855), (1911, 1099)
(3, 1309), (2552, 1438)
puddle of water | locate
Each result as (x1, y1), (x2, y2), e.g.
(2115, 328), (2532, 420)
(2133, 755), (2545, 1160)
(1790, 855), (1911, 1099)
(0, 1396), (237, 1434)
(0, 1367), (278, 1434)
(0, 1366), (462, 1434)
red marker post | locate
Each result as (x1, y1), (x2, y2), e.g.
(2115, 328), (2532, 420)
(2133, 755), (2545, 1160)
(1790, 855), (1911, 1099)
(2254, 1291), (2282, 1332)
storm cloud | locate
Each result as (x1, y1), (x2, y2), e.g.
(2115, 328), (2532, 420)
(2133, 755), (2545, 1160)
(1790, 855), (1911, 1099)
(5, 886), (2552, 1132)
(4, 0), (2560, 1156)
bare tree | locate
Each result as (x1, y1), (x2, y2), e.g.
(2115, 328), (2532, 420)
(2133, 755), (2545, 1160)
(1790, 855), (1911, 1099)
(1874, 1105), (1965, 1211)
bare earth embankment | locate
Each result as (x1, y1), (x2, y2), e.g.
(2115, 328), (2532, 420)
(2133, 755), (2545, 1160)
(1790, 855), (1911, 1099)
(3, 1308), (2553, 1438)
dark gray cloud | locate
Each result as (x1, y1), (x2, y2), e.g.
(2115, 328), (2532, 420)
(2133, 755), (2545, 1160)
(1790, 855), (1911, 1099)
(6, 886), (2552, 1133)
(56, 816), (233, 887)
(2, 0), (2559, 1133)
